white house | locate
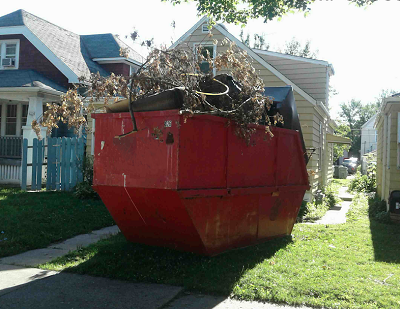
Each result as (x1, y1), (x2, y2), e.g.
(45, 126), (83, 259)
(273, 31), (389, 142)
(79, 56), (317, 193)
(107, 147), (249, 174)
(361, 114), (377, 156)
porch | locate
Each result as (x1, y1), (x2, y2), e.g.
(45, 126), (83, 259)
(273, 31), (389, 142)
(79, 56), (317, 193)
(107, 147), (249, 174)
(0, 136), (22, 185)
(0, 87), (63, 185)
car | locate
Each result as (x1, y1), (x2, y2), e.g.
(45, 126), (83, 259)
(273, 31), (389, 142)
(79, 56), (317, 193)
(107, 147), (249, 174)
(342, 158), (358, 174)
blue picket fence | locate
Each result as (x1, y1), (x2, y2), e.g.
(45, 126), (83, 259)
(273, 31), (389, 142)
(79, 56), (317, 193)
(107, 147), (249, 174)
(21, 137), (85, 191)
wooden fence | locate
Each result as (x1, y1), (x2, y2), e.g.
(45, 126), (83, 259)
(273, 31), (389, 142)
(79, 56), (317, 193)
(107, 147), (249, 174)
(21, 137), (85, 191)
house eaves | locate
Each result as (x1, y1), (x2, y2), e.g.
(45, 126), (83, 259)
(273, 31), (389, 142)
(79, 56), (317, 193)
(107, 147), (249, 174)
(93, 57), (142, 67)
(0, 25), (79, 83)
(211, 23), (318, 107)
(169, 16), (209, 49)
(375, 96), (400, 128)
(169, 17), (321, 108)
(253, 48), (335, 76)
(361, 114), (377, 129)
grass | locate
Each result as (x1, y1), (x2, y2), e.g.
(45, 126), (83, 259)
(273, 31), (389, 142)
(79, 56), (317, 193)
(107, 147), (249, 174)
(299, 178), (349, 223)
(40, 193), (400, 309)
(0, 187), (114, 258)
(331, 178), (350, 188)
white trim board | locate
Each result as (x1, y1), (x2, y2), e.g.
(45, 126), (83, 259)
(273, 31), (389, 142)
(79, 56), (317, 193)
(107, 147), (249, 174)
(93, 57), (142, 67)
(0, 26), (79, 83)
(169, 16), (208, 49)
(253, 49), (331, 67)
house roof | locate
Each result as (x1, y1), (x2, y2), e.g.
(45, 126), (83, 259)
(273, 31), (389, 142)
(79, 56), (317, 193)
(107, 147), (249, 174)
(0, 70), (68, 92)
(361, 113), (377, 129)
(254, 49), (333, 68)
(81, 34), (143, 64)
(0, 10), (142, 81)
(169, 16), (333, 116)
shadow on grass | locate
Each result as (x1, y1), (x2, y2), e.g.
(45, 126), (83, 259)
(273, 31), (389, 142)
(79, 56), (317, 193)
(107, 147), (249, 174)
(368, 197), (400, 263)
(61, 233), (292, 296)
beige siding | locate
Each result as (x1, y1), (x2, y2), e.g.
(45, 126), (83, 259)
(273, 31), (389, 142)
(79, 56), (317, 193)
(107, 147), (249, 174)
(255, 53), (329, 104)
(388, 110), (400, 201)
(376, 104), (400, 203)
(376, 117), (384, 197)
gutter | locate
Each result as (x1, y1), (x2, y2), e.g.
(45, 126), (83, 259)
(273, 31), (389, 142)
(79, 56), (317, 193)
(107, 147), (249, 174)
(92, 57), (142, 67)
(313, 101), (330, 120)
(0, 87), (64, 96)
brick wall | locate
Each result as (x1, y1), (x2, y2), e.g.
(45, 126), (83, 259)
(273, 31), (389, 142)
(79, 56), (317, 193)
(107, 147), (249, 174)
(0, 34), (69, 88)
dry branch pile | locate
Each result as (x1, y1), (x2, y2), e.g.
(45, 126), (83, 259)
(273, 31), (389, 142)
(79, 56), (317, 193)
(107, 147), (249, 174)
(33, 39), (282, 142)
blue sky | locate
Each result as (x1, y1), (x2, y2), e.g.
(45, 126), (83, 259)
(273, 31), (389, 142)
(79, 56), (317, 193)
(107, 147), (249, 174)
(2, 0), (399, 119)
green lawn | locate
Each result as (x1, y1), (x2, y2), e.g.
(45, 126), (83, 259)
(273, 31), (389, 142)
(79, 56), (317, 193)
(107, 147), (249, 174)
(0, 187), (114, 258)
(40, 193), (400, 309)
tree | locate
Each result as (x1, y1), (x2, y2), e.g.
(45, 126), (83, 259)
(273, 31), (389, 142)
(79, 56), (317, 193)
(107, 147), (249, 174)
(165, 0), (376, 25)
(339, 99), (378, 158)
(282, 38), (318, 58)
(239, 30), (270, 50)
(333, 122), (351, 162)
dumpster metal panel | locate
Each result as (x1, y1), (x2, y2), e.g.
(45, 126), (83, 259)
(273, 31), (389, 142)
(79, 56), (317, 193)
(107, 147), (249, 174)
(178, 115), (228, 189)
(227, 125), (277, 188)
(92, 110), (309, 256)
(94, 111), (180, 190)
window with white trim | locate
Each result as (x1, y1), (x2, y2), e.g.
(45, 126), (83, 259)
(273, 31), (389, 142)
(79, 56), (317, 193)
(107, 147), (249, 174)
(202, 24), (210, 33)
(0, 40), (20, 70)
(5, 104), (17, 136)
(20, 104), (28, 135)
(194, 43), (216, 75)
(130, 65), (136, 76)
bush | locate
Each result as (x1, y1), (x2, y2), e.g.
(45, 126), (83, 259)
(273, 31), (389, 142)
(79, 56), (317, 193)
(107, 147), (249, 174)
(348, 172), (374, 193)
(297, 182), (341, 222)
(349, 161), (377, 193)
(73, 156), (99, 200)
(368, 195), (391, 223)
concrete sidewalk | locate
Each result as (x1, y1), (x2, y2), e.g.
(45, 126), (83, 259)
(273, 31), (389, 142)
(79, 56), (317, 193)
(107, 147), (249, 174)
(314, 186), (354, 225)
(0, 226), (312, 309)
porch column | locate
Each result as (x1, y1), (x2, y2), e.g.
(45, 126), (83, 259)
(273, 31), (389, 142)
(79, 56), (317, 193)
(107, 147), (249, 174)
(22, 97), (47, 186)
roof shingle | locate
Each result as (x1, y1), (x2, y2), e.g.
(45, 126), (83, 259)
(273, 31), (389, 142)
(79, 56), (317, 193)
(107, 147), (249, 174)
(0, 10), (142, 80)
(0, 70), (68, 92)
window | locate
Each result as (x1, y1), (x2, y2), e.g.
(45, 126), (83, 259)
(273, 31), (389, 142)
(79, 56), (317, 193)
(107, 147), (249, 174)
(6, 105), (17, 136)
(20, 104), (28, 135)
(202, 24), (210, 33)
(194, 43), (216, 75)
(0, 40), (20, 70)
(130, 65), (136, 76)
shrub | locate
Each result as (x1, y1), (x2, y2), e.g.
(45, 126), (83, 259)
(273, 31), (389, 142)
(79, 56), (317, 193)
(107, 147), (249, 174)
(349, 161), (376, 193)
(368, 195), (391, 223)
(297, 182), (341, 222)
(73, 156), (99, 200)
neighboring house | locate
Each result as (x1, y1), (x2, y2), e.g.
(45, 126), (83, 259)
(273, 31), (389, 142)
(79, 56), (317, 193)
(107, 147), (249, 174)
(170, 17), (347, 199)
(0, 9), (142, 185)
(375, 93), (400, 207)
(361, 114), (377, 156)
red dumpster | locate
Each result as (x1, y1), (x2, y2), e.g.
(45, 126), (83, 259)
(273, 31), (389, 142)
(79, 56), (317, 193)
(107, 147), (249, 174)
(92, 110), (309, 256)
